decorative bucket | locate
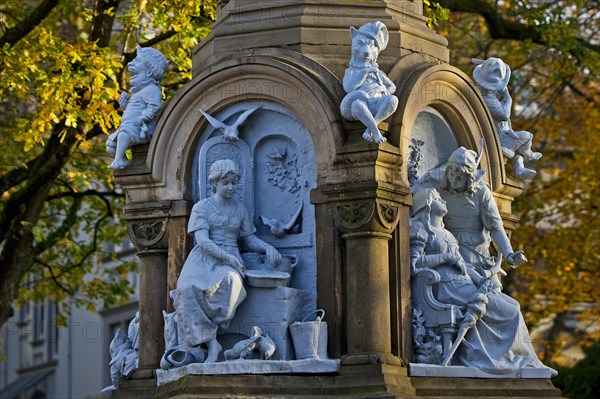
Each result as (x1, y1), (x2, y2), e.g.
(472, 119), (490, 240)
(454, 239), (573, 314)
(289, 309), (328, 360)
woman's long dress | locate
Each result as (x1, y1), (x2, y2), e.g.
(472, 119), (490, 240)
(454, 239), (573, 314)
(411, 220), (549, 373)
(174, 197), (255, 347)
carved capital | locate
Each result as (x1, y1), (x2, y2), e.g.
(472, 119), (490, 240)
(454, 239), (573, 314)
(123, 201), (176, 251)
(378, 202), (400, 230)
(315, 180), (409, 236)
(330, 199), (403, 235)
(128, 220), (167, 250)
(332, 203), (375, 231)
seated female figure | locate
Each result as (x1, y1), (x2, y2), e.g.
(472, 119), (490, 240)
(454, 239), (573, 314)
(410, 187), (555, 375)
(174, 159), (281, 363)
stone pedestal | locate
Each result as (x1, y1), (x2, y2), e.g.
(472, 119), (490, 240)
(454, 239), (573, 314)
(113, 364), (562, 398)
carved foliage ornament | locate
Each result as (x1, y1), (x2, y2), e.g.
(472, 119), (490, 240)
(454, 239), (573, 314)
(378, 203), (399, 229)
(129, 220), (166, 249)
(333, 203), (375, 230)
(408, 138), (425, 186)
(264, 146), (301, 194)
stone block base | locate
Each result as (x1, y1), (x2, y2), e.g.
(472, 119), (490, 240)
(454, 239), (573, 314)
(110, 363), (562, 398)
(409, 363), (556, 379)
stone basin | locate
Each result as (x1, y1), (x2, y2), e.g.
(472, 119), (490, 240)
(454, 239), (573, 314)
(241, 253), (298, 275)
(244, 270), (291, 288)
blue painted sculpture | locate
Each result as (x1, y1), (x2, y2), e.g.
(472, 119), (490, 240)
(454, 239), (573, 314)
(341, 21), (398, 143)
(106, 46), (168, 169)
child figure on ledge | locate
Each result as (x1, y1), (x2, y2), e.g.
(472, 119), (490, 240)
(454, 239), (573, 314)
(106, 46), (168, 169)
(472, 57), (542, 180)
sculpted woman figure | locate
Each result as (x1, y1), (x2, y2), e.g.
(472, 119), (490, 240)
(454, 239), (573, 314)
(410, 187), (555, 374)
(421, 146), (527, 289)
(174, 159), (281, 363)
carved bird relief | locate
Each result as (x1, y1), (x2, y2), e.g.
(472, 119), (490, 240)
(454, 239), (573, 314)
(199, 106), (262, 141)
(259, 199), (303, 238)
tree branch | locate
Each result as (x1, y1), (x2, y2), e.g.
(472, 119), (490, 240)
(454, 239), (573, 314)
(122, 13), (215, 63)
(46, 189), (124, 202)
(33, 196), (82, 256)
(0, 0), (60, 47)
(437, 0), (599, 59)
(0, 165), (31, 194)
(91, 0), (120, 47)
(34, 259), (75, 295)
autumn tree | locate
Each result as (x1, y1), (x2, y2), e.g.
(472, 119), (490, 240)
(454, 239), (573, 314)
(434, 0), (600, 362)
(0, 0), (218, 327)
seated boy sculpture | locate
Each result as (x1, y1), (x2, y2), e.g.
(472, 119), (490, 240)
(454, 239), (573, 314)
(106, 46), (169, 169)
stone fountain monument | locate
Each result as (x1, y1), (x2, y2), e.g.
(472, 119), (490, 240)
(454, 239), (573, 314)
(109, 1), (561, 397)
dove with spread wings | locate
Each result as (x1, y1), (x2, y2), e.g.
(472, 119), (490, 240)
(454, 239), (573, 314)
(259, 200), (303, 238)
(199, 106), (262, 141)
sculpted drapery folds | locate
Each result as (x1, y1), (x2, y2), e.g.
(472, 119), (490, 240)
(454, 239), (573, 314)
(409, 185), (555, 375)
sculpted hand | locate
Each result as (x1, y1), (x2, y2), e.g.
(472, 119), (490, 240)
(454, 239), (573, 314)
(227, 255), (246, 275)
(118, 92), (129, 109)
(479, 278), (495, 292)
(265, 245), (282, 266)
(446, 254), (467, 275)
(507, 130), (520, 139)
(507, 251), (527, 267)
(456, 259), (468, 275)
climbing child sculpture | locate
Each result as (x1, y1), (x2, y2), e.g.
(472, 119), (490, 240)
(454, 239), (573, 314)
(472, 57), (542, 180)
(340, 21), (398, 144)
(106, 46), (169, 169)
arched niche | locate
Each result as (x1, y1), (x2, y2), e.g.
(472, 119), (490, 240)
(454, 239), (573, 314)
(387, 54), (510, 195)
(126, 49), (348, 337)
(407, 105), (458, 183)
(192, 101), (317, 296)
(128, 49), (346, 205)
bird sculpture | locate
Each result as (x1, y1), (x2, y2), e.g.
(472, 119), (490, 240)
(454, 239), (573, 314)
(259, 200), (303, 238)
(223, 326), (262, 361)
(223, 325), (276, 361)
(199, 105), (262, 141)
(255, 327), (276, 360)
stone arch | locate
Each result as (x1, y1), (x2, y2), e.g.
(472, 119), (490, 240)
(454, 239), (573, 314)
(387, 54), (507, 193)
(141, 49), (346, 203)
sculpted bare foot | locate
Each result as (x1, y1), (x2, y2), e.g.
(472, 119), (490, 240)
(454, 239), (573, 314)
(108, 159), (130, 169)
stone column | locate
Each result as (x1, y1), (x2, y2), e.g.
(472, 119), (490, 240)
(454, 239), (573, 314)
(135, 249), (167, 372)
(315, 142), (410, 365)
(332, 198), (404, 364)
(123, 201), (172, 377)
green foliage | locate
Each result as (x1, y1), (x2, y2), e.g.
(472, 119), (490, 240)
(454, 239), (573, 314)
(551, 340), (600, 399)
(423, 1), (450, 29)
(0, 0), (217, 324)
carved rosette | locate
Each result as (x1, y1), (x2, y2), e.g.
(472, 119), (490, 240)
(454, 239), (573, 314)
(332, 203), (375, 231)
(378, 202), (400, 230)
(128, 219), (168, 250)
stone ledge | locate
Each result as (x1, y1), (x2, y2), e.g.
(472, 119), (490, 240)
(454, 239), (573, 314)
(111, 363), (562, 398)
(156, 358), (341, 386)
(409, 363), (556, 379)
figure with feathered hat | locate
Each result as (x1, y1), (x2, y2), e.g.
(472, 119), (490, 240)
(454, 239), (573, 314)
(340, 21), (398, 144)
(418, 143), (527, 288)
(472, 57), (542, 180)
